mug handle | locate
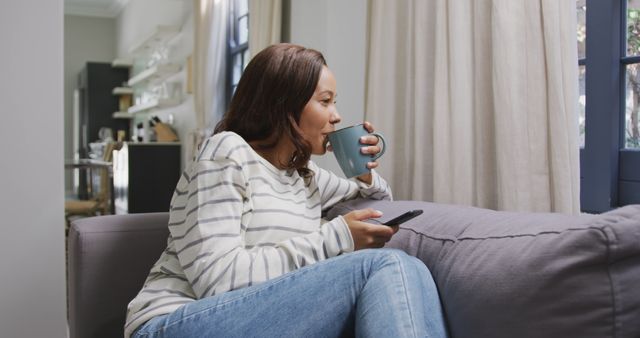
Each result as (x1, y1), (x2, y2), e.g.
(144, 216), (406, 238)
(370, 132), (386, 161)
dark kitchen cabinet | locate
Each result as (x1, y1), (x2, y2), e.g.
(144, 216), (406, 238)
(113, 142), (181, 214)
(77, 62), (129, 158)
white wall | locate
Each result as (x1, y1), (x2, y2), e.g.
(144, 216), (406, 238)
(289, 0), (368, 176)
(64, 15), (117, 190)
(116, 0), (188, 58)
(0, 0), (67, 337)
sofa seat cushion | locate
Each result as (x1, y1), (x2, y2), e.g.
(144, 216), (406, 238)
(327, 200), (640, 338)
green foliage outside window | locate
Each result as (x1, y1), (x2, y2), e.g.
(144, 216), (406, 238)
(627, 8), (640, 147)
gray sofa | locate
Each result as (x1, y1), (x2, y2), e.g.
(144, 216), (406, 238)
(67, 200), (640, 338)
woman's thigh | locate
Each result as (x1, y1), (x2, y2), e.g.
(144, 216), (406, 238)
(133, 249), (442, 338)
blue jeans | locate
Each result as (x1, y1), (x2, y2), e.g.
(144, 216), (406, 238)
(133, 249), (448, 338)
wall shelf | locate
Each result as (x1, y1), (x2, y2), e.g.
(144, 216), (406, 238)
(127, 63), (181, 87)
(128, 25), (181, 56)
(127, 98), (181, 114)
(112, 58), (133, 68)
(112, 87), (134, 95)
(112, 112), (133, 119)
(116, 25), (184, 141)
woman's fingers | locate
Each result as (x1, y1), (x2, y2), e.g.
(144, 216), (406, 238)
(360, 135), (381, 163)
(361, 145), (381, 155)
(359, 135), (379, 145)
(360, 123), (383, 166)
(363, 121), (375, 133)
(366, 223), (395, 238)
(346, 208), (383, 221)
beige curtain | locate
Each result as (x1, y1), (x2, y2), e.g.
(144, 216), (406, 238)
(188, 0), (229, 162)
(248, 0), (282, 57)
(366, 0), (580, 214)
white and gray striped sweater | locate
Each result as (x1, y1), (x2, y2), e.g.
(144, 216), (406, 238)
(124, 131), (392, 337)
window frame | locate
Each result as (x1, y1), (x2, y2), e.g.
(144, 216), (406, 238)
(581, 0), (640, 213)
(226, 0), (249, 107)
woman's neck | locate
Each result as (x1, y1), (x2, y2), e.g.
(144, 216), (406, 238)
(249, 136), (294, 170)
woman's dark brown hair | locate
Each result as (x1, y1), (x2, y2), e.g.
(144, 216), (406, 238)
(214, 43), (327, 176)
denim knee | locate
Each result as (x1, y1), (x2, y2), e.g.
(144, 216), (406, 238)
(350, 249), (433, 281)
(374, 248), (421, 265)
(357, 248), (407, 263)
(360, 248), (415, 269)
(370, 249), (434, 282)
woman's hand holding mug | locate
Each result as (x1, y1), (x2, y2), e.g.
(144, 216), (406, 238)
(357, 121), (382, 184)
(327, 121), (386, 184)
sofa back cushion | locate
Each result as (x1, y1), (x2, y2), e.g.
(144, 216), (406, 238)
(327, 200), (640, 338)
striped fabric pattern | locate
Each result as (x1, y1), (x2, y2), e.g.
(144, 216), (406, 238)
(124, 132), (392, 337)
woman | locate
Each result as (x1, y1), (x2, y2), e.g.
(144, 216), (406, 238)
(126, 43), (448, 338)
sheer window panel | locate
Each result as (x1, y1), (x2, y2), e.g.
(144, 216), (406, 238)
(232, 53), (242, 86)
(237, 0), (248, 17)
(238, 15), (248, 46)
(226, 0), (250, 107)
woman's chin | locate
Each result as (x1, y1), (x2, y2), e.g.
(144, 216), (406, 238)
(311, 146), (327, 156)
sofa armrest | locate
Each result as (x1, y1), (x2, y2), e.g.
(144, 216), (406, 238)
(67, 213), (169, 338)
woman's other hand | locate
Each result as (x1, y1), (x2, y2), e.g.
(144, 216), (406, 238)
(356, 121), (381, 184)
(343, 208), (398, 250)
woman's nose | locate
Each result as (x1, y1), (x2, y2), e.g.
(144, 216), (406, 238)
(331, 110), (342, 125)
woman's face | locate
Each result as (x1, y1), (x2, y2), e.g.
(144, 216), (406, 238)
(299, 66), (341, 155)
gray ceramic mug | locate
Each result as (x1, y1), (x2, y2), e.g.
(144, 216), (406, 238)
(327, 124), (386, 178)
